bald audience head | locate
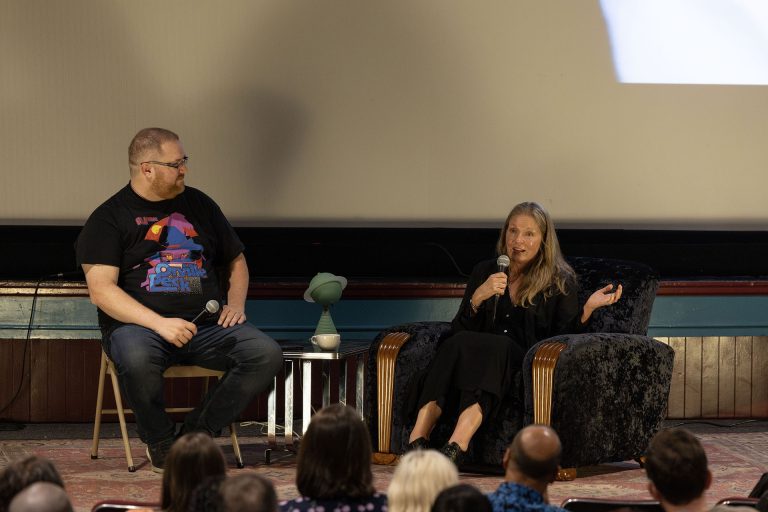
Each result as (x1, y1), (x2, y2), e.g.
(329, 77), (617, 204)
(504, 425), (562, 486)
(8, 482), (72, 512)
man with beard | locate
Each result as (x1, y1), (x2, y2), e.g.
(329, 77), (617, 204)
(76, 128), (282, 473)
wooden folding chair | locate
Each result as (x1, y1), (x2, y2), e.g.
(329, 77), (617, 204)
(90, 350), (244, 471)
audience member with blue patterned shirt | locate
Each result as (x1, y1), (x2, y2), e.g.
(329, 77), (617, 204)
(487, 425), (565, 512)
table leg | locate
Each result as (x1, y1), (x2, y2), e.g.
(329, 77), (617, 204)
(267, 374), (277, 448)
(302, 360), (312, 435)
(355, 353), (365, 419)
(285, 359), (294, 447)
(322, 361), (331, 409)
(339, 358), (348, 406)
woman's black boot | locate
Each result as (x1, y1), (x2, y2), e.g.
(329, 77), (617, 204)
(406, 437), (429, 451)
(440, 441), (467, 466)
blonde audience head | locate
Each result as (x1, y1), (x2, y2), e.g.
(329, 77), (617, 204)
(387, 450), (459, 512)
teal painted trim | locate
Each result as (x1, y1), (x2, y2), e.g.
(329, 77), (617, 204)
(245, 299), (460, 341)
(648, 296), (768, 336)
(1, 294), (767, 339)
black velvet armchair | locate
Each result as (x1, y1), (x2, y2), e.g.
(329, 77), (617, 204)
(365, 257), (675, 478)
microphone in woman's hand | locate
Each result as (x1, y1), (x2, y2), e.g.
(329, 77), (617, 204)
(493, 255), (511, 324)
(496, 255), (510, 273)
(191, 300), (220, 324)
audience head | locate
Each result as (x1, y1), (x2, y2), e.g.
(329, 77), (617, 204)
(161, 432), (227, 512)
(757, 490), (768, 512)
(645, 428), (711, 506)
(7, 482), (72, 512)
(388, 449), (459, 512)
(503, 425), (562, 486)
(219, 473), (277, 512)
(0, 456), (65, 512)
(431, 484), (492, 512)
(187, 475), (225, 512)
(295, 403), (375, 500)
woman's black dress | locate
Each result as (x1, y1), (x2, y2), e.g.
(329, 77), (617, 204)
(415, 259), (581, 419)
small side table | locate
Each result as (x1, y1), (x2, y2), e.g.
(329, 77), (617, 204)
(266, 339), (371, 462)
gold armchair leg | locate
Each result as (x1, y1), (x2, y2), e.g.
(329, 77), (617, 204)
(531, 342), (566, 426)
(533, 342), (576, 480)
(373, 332), (411, 462)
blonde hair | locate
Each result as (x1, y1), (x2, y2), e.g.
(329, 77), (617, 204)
(495, 201), (575, 307)
(387, 450), (459, 512)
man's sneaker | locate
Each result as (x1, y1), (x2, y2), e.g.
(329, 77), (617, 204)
(146, 438), (173, 474)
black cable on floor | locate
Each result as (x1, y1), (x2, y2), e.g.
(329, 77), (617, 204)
(0, 276), (43, 431)
(664, 419), (763, 429)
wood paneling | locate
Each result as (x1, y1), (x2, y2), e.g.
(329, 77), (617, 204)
(718, 336), (736, 417)
(701, 336), (719, 418)
(0, 339), (30, 420)
(0, 338), (270, 423)
(4, 336), (768, 422)
(752, 337), (768, 417)
(666, 337), (687, 418)
(661, 336), (768, 419)
(684, 337), (703, 418)
(734, 336), (753, 417)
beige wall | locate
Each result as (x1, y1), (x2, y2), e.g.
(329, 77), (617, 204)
(1, 1), (767, 227)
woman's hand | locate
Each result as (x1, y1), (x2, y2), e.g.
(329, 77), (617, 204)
(472, 272), (508, 306)
(581, 283), (623, 323)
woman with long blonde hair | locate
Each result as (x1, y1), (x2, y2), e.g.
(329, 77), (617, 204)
(406, 202), (622, 464)
(387, 450), (458, 512)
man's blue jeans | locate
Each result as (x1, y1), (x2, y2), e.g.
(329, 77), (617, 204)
(104, 322), (283, 447)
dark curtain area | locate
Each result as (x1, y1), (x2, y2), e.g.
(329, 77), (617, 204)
(1, 225), (766, 281)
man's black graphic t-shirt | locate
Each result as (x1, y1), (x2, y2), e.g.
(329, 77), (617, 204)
(75, 184), (244, 335)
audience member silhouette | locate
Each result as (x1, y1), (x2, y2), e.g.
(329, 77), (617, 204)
(220, 473), (277, 512)
(161, 432), (227, 512)
(488, 425), (564, 512)
(0, 456), (65, 512)
(757, 491), (768, 512)
(388, 450), (459, 512)
(645, 428), (754, 512)
(431, 483), (492, 512)
(280, 404), (386, 511)
(187, 475), (226, 512)
(7, 482), (72, 512)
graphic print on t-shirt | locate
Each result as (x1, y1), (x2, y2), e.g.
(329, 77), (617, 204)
(140, 212), (207, 294)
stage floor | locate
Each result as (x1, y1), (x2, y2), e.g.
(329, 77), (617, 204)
(1, 420), (767, 512)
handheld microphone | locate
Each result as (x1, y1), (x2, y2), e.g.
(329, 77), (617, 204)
(191, 300), (220, 324)
(492, 255), (511, 324)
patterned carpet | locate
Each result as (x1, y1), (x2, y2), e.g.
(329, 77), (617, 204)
(1, 425), (767, 512)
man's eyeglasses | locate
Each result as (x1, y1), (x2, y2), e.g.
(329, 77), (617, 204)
(141, 156), (189, 169)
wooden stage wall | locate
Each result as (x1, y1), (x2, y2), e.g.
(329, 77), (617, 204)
(2, 336), (767, 423)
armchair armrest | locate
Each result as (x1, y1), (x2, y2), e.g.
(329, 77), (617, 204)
(523, 333), (674, 468)
(366, 321), (452, 456)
